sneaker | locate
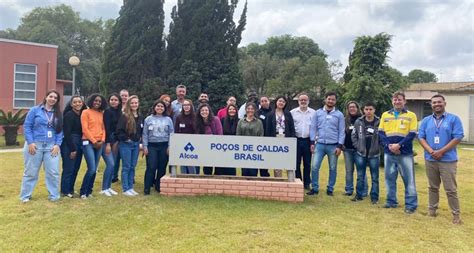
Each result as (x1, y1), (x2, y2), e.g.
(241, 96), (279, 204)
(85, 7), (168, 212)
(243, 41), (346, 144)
(428, 209), (437, 217)
(344, 192), (353, 196)
(108, 188), (118, 195)
(452, 215), (463, 225)
(306, 189), (319, 196)
(65, 193), (74, 198)
(404, 209), (416, 214)
(371, 200), (378, 205)
(130, 189), (139, 196)
(21, 198), (30, 203)
(112, 178), (119, 183)
(326, 191), (334, 196)
(123, 190), (135, 196)
(351, 196), (363, 202)
(100, 190), (112, 197)
(81, 194), (88, 199)
(382, 204), (397, 208)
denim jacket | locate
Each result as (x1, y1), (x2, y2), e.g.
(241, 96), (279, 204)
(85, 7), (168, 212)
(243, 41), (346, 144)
(24, 104), (63, 145)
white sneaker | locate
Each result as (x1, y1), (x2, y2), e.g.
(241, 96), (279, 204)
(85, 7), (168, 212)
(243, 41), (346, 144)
(108, 188), (118, 195)
(100, 190), (112, 197)
(123, 190), (135, 196)
(130, 189), (139, 196)
(21, 198), (30, 203)
(81, 194), (88, 199)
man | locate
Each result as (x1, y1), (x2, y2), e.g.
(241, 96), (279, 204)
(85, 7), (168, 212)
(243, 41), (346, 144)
(351, 102), (380, 204)
(217, 96), (237, 120)
(418, 94), (464, 224)
(258, 95), (271, 177)
(119, 89), (129, 109)
(195, 92), (209, 110)
(307, 91), (345, 196)
(291, 93), (315, 189)
(378, 91), (418, 214)
(238, 91), (259, 119)
(171, 84), (187, 121)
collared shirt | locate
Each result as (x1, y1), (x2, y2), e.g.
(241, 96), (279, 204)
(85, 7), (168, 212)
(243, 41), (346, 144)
(171, 99), (183, 121)
(418, 112), (464, 162)
(378, 108), (417, 155)
(24, 104), (63, 145)
(310, 106), (345, 145)
(291, 107), (315, 138)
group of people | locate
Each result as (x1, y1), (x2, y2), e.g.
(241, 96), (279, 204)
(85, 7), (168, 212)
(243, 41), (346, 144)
(19, 85), (464, 224)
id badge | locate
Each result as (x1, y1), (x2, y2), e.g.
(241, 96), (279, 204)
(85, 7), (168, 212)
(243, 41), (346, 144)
(259, 115), (266, 120)
(278, 128), (284, 135)
(349, 126), (354, 130)
(367, 128), (374, 134)
(82, 140), (90, 146)
(141, 123), (144, 128)
(326, 115), (332, 119)
(434, 136), (440, 144)
(148, 126), (154, 131)
(179, 123), (185, 128)
(47, 131), (53, 138)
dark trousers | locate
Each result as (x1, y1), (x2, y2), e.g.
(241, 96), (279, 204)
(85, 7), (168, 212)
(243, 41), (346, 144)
(60, 134), (83, 195)
(203, 167), (213, 175)
(242, 168), (258, 176)
(215, 167), (236, 176)
(145, 142), (168, 193)
(296, 138), (312, 187)
(113, 147), (121, 181)
(259, 169), (270, 177)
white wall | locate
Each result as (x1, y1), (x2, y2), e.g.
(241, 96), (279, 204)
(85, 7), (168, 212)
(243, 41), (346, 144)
(444, 94), (470, 143)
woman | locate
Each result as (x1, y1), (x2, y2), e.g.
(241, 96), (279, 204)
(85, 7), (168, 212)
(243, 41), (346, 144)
(265, 96), (295, 177)
(80, 94), (107, 199)
(100, 93), (121, 197)
(174, 99), (197, 174)
(195, 103), (223, 175)
(237, 103), (264, 176)
(116, 95), (144, 196)
(215, 104), (239, 175)
(143, 100), (174, 195)
(159, 94), (173, 120)
(20, 90), (63, 202)
(343, 101), (367, 196)
(60, 95), (86, 198)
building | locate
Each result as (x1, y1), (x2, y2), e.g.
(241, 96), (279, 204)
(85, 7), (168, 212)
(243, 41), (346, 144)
(405, 82), (474, 143)
(0, 38), (71, 133)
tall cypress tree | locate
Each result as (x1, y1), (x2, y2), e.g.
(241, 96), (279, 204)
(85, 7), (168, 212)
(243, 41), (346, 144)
(100, 0), (165, 95)
(167, 0), (247, 110)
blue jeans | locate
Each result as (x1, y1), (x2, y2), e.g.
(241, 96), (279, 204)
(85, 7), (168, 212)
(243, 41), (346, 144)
(180, 166), (196, 174)
(20, 142), (60, 201)
(60, 134), (83, 195)
(354, 153), (379, 201)
(113, 147), (121, 181)
(311, 143), (339, 192)
(344, 149), (368, 195)
(101, 143), (116, 191)
(384, 153), (418, 210)
(145, 142), (168, 192)
(80, 143), (103, 196)
(120, 141), (139, 192)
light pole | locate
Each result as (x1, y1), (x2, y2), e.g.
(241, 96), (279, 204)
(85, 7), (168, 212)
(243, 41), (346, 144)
(68, 56), (80, 95)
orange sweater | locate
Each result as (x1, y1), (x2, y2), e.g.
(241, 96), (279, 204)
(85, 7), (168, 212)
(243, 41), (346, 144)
(81, 109), (106, 144)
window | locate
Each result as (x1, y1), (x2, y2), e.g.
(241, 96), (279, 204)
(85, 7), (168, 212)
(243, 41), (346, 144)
(13, 64), (37, 108)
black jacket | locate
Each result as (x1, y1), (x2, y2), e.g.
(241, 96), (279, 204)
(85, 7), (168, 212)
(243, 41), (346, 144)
(264, 110), (296, 137)
(116, 114), (144, 142)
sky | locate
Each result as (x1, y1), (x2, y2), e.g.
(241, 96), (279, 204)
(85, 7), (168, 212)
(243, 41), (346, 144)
(1, 0), (473, 82)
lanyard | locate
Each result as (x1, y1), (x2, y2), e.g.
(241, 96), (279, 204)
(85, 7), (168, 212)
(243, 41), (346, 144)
(43, 109), (54, 128)
(433, 116), (444, 134)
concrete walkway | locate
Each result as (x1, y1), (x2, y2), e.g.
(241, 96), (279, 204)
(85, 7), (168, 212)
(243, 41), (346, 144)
(0, 148), (23, 153)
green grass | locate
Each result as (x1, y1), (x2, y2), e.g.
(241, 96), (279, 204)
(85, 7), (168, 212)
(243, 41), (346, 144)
(0, 134), (24, 149)
(1, 143), (473, 251)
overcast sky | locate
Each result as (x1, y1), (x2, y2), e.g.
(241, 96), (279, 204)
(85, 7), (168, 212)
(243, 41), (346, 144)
(1, 0), (473, 81)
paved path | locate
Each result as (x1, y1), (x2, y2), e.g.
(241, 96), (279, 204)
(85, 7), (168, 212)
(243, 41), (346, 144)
(0, 148), (23, 153)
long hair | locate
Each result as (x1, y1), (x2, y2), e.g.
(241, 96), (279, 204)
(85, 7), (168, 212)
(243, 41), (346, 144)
(63, 95), (86, 115)
(222, 104), (238, 135)
(123, 95), (140, 135)
(345, 101), (362, 130)
(273, 95), (288, 112)
(42, 90), (63, 133)
(108, 93), (121, 109)
(180, 99), (195, 118)
(159, 94), (173, 118)
(195, 103), (214, 134)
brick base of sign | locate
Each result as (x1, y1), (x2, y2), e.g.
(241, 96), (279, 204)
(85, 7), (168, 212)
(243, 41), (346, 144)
(160, 175), (304, 203)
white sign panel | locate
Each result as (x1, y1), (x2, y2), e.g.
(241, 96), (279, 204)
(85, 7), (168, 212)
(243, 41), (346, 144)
(169, 134), (296, 170)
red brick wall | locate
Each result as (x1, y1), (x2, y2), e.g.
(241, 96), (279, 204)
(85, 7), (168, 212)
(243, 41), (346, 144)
(161, 175), (304, 203)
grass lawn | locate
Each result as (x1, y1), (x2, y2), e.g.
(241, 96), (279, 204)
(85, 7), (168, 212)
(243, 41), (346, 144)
(1, 143), (473, 251)
(0, 134), (24, 149)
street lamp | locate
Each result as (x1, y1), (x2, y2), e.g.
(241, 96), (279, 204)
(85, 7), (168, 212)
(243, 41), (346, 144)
(68, 56), (80, 95)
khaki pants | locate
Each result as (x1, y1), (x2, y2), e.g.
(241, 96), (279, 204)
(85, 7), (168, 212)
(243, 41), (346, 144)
(425, 160), (460, 215)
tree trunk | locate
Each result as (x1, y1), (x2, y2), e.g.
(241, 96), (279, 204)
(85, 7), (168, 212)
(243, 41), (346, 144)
(3, 126), (19, 146)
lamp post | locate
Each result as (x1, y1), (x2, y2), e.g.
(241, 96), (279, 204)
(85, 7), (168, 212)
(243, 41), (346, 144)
(68, 56), (80, 95)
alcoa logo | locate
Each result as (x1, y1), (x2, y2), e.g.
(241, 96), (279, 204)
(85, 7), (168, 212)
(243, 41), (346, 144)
(180, 142), (198, 159)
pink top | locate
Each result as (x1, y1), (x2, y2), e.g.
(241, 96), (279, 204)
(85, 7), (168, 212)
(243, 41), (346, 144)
(217, 107), (227, 120)
(204, 116), (223, 135)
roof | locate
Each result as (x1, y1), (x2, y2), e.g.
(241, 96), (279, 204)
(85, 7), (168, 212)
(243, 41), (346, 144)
(406, 82), (474, 92)
(0, 38), (58, 49)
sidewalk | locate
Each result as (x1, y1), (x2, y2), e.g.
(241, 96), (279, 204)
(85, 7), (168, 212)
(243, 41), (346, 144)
(0, 148), (23, 153)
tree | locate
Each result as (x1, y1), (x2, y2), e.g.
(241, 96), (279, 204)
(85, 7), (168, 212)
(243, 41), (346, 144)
(0, 4), (112, 95)
(342, 33), (408, 112)
(406, 69), (438, 83)
(100, 0), (166, 98)
(166, 0), (247, 111)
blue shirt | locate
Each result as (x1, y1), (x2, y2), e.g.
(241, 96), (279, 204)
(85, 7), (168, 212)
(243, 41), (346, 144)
(310, 107), (345, 145)
(418, 112), (464, 162)
(171, 100), (183, 122)
(24, 104), (64, 145)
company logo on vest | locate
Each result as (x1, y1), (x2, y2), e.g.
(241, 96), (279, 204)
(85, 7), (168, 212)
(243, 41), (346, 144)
(180, 142), (198, 159)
